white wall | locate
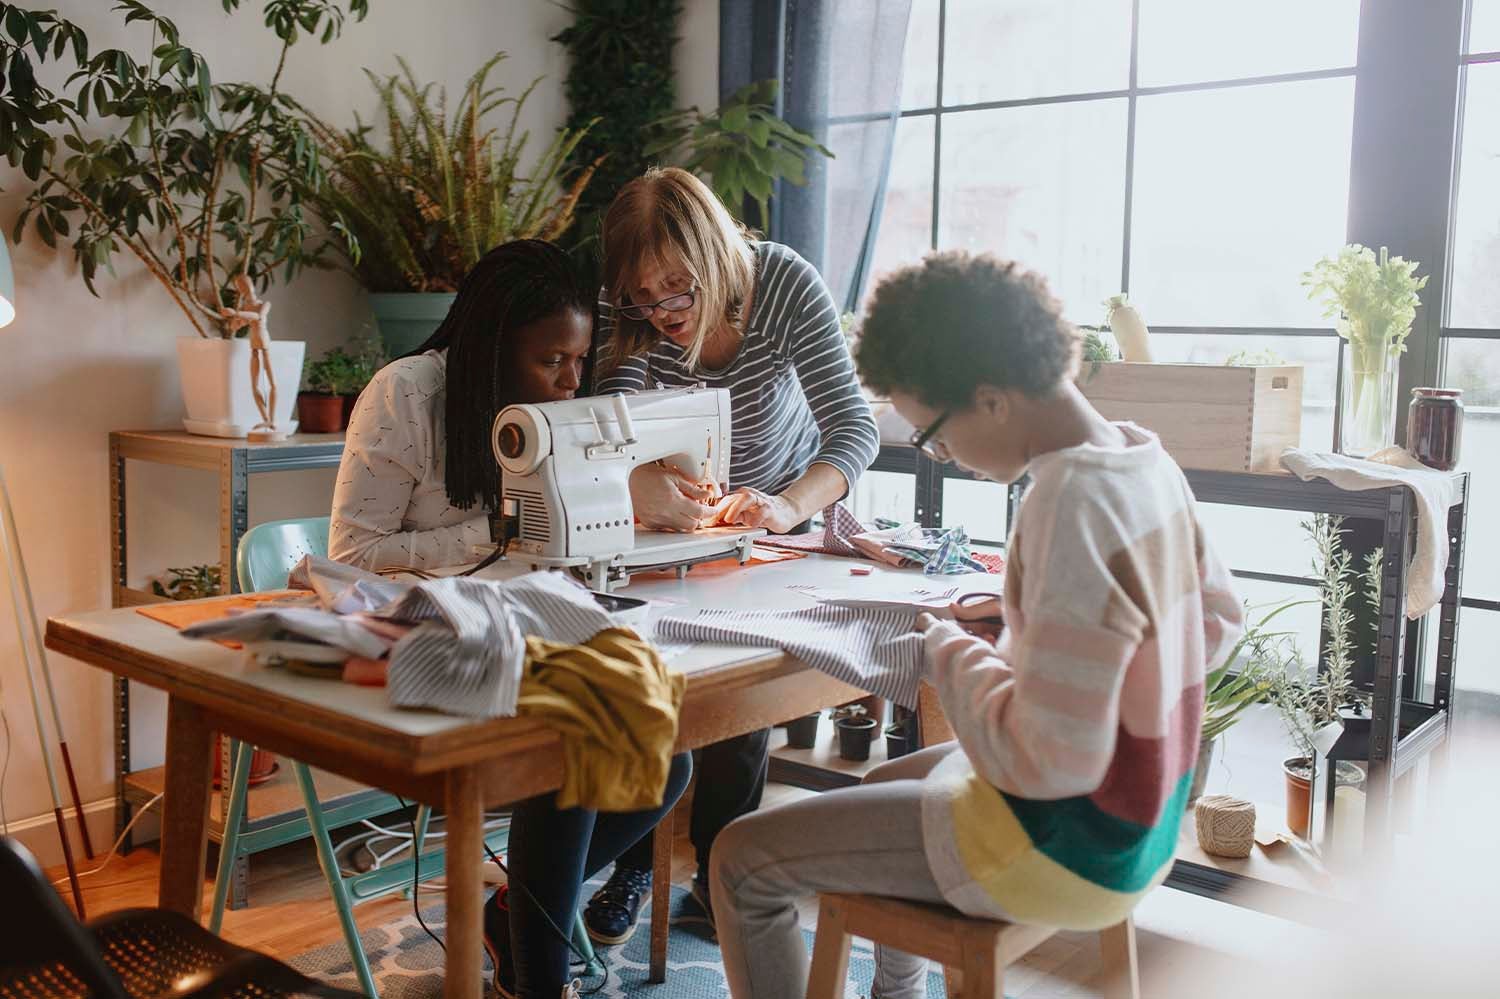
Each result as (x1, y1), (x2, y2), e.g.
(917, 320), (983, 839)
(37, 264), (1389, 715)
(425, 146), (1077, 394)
(0, 0), (717, 865)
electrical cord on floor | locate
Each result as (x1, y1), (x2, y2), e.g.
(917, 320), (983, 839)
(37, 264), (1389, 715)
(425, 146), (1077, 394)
(395, 796), (444, 953)
(394, 795), (608, 995)
(49, 791), (165, 888)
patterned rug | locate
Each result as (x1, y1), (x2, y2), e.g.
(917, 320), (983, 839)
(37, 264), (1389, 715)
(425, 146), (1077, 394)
(291, 885), (950, 997)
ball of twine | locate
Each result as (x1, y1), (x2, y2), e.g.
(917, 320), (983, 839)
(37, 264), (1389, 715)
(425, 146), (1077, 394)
(1195, 794), (1255, 858)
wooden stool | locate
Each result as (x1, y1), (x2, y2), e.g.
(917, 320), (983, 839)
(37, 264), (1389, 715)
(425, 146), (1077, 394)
(807, 893), (1141, 999)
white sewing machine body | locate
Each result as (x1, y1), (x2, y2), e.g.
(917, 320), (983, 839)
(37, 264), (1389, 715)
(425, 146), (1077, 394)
(492, 386), (764, 591)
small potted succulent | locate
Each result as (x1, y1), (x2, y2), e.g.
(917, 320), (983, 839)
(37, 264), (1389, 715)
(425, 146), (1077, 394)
(831, 703), (878, 762)
(298, 349), (353, 433)
(340, 331), (386, 424)
(783, 712), (821, 750)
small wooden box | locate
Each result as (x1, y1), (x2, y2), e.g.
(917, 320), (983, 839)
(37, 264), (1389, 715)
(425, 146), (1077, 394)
(1077, 363), (1303, 472)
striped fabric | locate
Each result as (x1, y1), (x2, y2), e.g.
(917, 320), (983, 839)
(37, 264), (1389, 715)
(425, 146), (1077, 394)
(595, 241), (880, 496)
(918, 424), (1244, 930)
(384, 572), (618, 718)
(654, 604), (924, 708)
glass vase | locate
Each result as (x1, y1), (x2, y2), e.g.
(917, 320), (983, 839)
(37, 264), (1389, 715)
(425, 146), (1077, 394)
(1339, 348), (1398, 458)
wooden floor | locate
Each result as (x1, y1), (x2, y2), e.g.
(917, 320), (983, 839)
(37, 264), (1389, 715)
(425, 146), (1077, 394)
(45, 782), (1282, 998)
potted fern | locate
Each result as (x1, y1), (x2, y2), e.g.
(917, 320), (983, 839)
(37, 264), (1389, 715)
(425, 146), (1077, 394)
(0, 1), (366, 438)
(295, 53), (599, 356)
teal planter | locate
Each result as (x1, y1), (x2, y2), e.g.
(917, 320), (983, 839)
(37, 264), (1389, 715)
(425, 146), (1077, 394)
(368, 292), (457, 358)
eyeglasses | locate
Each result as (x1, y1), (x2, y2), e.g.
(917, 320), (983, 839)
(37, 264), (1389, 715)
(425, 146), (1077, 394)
(616, 286), (697, 322)
(910, 409), (952, 462)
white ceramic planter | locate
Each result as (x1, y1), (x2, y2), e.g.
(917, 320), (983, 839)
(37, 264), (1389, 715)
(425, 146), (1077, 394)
(176, 336), (305, 438)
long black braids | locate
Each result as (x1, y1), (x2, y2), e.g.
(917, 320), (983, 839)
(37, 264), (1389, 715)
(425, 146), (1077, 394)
(402, 239), (592, 512)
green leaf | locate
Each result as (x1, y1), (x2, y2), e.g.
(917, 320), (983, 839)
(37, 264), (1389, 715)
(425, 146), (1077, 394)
(720, 104), (749, 134)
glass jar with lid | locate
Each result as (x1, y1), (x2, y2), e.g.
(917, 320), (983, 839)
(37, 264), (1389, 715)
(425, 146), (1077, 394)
(1406, 388), (1463, 471)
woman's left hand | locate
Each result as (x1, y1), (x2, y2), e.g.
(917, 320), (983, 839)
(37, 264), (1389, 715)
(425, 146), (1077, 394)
(712, 486), (803, 534)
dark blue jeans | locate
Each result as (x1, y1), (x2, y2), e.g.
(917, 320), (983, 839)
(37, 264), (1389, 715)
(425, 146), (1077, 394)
(501, 751), (693, 997)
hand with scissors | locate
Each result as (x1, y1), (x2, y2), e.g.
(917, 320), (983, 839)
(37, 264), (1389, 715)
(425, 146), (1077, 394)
(948, 591), (1004, 641)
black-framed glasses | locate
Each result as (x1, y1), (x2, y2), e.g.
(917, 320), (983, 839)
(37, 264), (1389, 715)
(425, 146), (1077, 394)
(910, 409), (952, 462)
(616, 286), (697, 321)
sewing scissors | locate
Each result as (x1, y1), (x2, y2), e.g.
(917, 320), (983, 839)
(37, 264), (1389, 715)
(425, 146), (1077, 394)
(953, 591), (1005, 626)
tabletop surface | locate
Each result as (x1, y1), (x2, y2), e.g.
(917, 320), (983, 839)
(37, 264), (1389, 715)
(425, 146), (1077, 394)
(48, 548), (1000, 743)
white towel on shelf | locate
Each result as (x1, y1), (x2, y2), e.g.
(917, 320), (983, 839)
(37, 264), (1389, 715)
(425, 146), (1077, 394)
(1279, 447), (1463, 619)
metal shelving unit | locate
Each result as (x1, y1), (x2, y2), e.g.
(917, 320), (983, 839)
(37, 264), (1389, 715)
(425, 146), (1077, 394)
(854, 444), (1469, 911)
(108, 430), (403, 908)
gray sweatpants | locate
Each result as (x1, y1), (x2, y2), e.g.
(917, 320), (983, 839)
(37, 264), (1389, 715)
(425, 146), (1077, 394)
(710, 742), (957, 999)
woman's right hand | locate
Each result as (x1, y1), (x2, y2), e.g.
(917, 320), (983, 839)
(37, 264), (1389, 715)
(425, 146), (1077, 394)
(630, 462), (718, 532)
(949, 597), (1004, 643)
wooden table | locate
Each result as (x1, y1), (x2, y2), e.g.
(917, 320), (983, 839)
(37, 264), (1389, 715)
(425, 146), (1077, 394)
(48, 551), (996, 998)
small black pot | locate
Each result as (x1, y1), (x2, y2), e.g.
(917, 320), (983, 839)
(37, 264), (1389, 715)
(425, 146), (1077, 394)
(835, 717), (878, 762)
(784, 713), (821, 749)
(884, 725), (913, 760)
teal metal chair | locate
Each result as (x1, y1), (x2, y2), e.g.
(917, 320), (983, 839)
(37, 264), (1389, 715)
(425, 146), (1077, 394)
(212, 517), (601, 995)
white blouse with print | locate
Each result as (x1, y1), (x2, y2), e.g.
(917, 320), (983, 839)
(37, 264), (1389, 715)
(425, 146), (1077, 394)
(329, 350), (490, 570)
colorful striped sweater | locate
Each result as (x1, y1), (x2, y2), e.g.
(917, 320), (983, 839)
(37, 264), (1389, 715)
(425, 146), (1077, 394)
(919, 423), (1243, 930)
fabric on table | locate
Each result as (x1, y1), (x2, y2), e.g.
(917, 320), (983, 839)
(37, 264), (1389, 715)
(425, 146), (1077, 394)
(761, 504), (1004, 575)
(179, 605), (392, 660)
(382, 571), (618, 718)
(288, 555), (410, 614)
(1280, 447), (1462, 619)
(654, 603), (924, 709)
(517, 628), (685, 811)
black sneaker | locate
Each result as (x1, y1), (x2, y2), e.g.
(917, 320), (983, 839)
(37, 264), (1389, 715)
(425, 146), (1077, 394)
(483, 885), (517, 998)
(689, 867), (715, 929)
(584, 865), (653, 945)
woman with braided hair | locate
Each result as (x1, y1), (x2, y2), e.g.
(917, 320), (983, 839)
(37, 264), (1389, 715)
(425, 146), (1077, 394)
(330, 239), (691, 999)
(331, 238), (595, 570)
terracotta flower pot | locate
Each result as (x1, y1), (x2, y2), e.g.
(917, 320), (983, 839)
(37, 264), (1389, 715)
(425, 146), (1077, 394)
(212, 741), (278, 789)
(297, 392), (345, 433)
(341, 393), (360, 427)
(1284, 756), (1313, 838)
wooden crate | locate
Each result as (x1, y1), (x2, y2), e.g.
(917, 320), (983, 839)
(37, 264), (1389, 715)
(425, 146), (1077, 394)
(1077, 363), (1303, 472)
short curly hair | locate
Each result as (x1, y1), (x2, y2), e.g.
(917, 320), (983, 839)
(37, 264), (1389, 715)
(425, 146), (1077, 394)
(855, 252), (1079, 409)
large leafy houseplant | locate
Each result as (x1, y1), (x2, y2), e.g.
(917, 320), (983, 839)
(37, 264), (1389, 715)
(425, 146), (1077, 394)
(0, 1), (364, 331)
(552, 0), (681, 272)
(1302, 244), (1428, 457)
(647, 79), (834, 229)
(0, 0), (367, 437)
(295, 53), (598, 355)
(296, 53), (598, 295)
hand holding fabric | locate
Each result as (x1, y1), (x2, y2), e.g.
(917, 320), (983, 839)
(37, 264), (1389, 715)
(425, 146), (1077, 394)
(630, 462), (717, 532)
(713, 486), (802, 534)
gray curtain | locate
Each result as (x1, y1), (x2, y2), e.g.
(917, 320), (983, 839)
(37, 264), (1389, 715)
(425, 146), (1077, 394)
(721, 0), (913, 314)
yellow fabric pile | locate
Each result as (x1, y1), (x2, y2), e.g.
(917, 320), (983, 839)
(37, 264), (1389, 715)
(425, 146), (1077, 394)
(517, 628), (685, 812)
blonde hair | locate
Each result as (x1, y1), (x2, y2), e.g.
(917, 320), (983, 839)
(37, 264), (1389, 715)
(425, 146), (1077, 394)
(601, 166), (757, 371)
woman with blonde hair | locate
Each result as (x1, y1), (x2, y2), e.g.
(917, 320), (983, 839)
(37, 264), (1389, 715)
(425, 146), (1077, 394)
(582, 166), (879, 944)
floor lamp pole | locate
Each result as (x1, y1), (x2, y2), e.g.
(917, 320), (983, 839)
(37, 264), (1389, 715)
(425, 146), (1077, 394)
(0, 461), (87, 916)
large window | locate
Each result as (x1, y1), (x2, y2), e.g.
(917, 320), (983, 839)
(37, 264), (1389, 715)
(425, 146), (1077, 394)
(1441, 1), (1500, 693)
(849, 0), (1500, 694)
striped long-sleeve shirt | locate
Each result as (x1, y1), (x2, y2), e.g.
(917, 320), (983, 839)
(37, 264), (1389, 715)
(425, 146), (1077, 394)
(595, 241), (879, 497)
(920, 423), (1244, 930)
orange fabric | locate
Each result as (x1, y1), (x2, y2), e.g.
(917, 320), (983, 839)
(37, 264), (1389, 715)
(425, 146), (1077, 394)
(136, 590), (303, 648)
(632, 548), (806, 580)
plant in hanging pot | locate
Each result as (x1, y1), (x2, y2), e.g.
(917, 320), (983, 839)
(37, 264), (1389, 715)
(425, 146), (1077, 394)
(830, 703), (877, 762)
(294, 53), (600, 357)
(1267, 515), (1376, 839)
(0, 0), (367, 439)
(1302, 244), (1428, 458)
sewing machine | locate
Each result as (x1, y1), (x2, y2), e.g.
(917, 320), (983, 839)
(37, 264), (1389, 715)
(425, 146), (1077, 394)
(491, 387), (764, 591)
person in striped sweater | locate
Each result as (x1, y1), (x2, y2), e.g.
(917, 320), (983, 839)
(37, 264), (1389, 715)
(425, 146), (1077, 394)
(710, 252), (1244, 998)
(584, 167), (879, 944)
